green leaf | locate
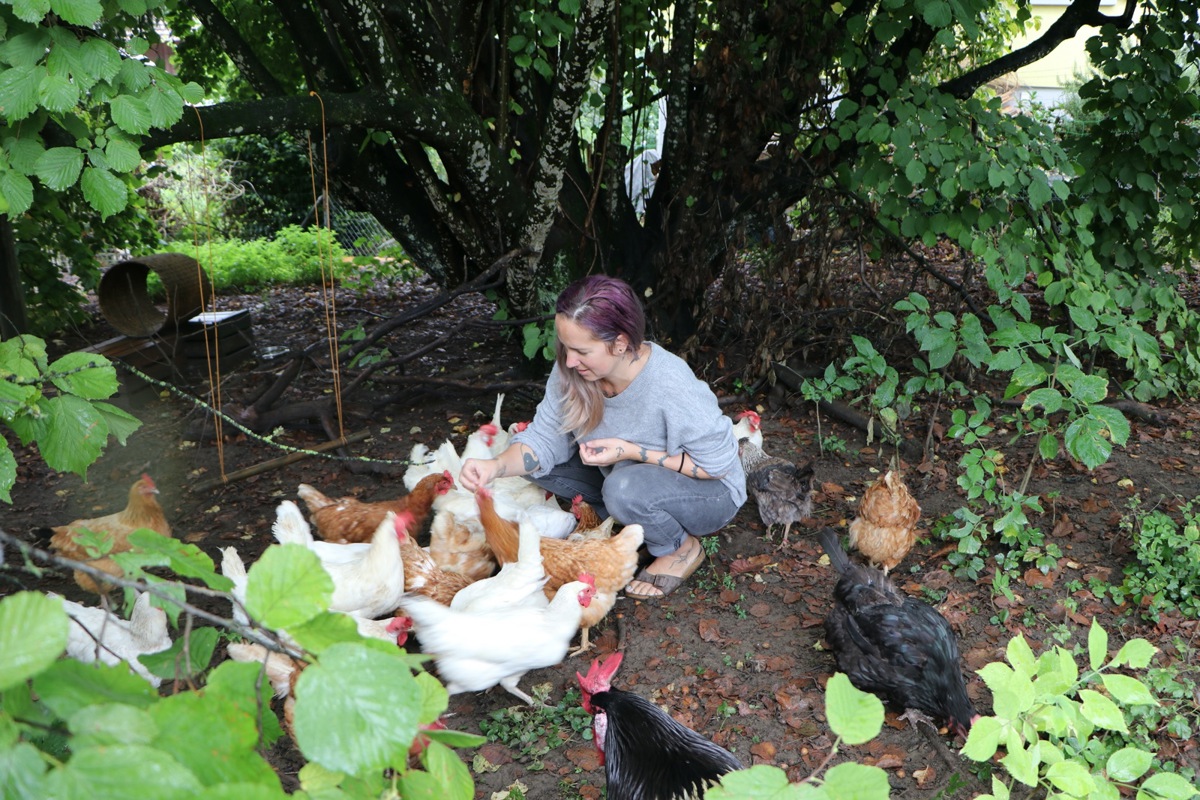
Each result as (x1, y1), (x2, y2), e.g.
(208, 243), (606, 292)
(921, 0), (952, 27)
(68, 703), (158, 748)
(1006, 633), (1037, 677)
(34, 146), (85, 191)
(414, 670), (449, 726)
(46, 352), (117, 399)
(1000, 729), (1040, 787)
(292, 643), (422, 775)
(1038, 433), (1060, 461)
(1045, 760), (1096, 796)
(1064, 416), (1112, 471)
(701, 764), (808, 799)
(37, 72), (80, 113)
(246, 544), (332, 630)
(104, 136), (142, 172)
(37, 394), (110, 477)
(205, 660), (283, 745)
(0, 741), (48, 798)
(1089, 404), (1130, 447)
(80, 165), (129, 218)
(0, 592), (69, 691)
(109, 94), (152, 134)
(1101, 674), (1158, 707)
(823, 761), (891, 799)
(1, 170), (35, 215)
(1138, 770), (1200, 800)
(144, 83), (184, 127)
(10, 0), (51, 24)
(1079, 689), (1129, 732)
(92, 401), (141, 445)
(0, 444), (16, 504)
(0, 66), (44, 120)
(398, 741), (473, 800)
(1112, 638), (1157, 669)
(961, 716), (1003, 761)
(825, 672), (884, 745)
(127, 529), (229, 588)
(34, 658), (160, 720)
(1105, 746), (1152, 782)
(284, 610), (364, 655)
(79, 37), (122, 81)
(45, 744), (202, 799)
(49, 0), (103, 25)
(139, 626), (219, 681)
(1022, 387), (1063, 414)
(905, 157), (925, 185)
(1088, 618), (1108, 671)
(149, 690), (283, 787)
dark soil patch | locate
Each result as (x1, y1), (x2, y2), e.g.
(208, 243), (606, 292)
(3, 279), (1199, 799)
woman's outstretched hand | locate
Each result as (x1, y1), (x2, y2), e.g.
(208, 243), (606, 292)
(579, 438), (637, 467)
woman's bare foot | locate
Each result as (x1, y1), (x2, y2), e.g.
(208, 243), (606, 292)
(625, 535), (704, 598)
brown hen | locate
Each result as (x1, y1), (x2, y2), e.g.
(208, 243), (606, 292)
(477, 488), (643, 655)
(297, 470), (454, 543)
(849, 470), (921, 573)
(41, 474), (171, 595)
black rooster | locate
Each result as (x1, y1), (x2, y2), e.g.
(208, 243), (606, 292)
(818, 527), (978, 738)
(577, 653), (743, 800)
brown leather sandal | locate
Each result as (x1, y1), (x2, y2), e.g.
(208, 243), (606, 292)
(624, 543), (706, 600)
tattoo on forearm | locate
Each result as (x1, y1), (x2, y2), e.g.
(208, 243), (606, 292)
(656, 453), (667, 466)
(690, 464), (700, 478)
(521, 447), (540, 473)
(496, 465), (508, 478)
(614, 446), (625, 459)
(638, 446), (649, 462)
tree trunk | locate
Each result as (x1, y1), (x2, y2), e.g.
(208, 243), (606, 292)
(0, 217), (28, 339)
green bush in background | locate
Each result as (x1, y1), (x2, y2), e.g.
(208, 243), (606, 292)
(143, 225), (354, 291)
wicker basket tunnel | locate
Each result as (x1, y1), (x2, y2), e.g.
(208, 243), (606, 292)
(97, 253), (214, 338)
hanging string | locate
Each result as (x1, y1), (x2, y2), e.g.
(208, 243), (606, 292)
(307, 90), (346, 440)
(189, 104), (226, 479)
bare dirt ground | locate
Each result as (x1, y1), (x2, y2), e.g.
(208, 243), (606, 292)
(3, 277), (1199, 799)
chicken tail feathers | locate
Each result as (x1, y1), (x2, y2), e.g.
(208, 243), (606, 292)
(31, 527), (57, 544)
(819, 528), (851, 575)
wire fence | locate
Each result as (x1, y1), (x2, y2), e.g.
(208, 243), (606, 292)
(303, 194), (396, 256)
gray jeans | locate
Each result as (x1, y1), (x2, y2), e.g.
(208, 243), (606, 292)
(527, 451), (742, 556)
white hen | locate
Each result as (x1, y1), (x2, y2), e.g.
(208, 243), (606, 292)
(401, 578), (596, 705)
(271, 500), (409, 619)
(731, 409), (763, 449)
(450, 512), (548, 613)
(403, 439), (463, 493)
(55, 592), (172, 686)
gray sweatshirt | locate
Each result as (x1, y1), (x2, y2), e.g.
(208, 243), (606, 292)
(513, 343), (747, 504)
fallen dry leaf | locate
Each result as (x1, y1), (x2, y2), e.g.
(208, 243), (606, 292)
(1023, 567), (1056, 589)
(698, 618), (724, 643)
(750, 741), (777, 760)
(913, 766), (936, 787)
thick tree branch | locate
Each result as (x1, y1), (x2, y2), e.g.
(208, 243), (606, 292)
(187, 0), (286, 95)
(939, 0), (1138, 99)
(508, 0), (616, 312)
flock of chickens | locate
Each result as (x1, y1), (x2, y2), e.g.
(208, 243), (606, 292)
(33, 400), (982, 800)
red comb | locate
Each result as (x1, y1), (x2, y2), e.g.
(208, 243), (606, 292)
(576, 651), (623, 697)
(475, 486), (493, 501)
(479, 423), (499, 435)
(516, 421), (529, 431)
(387, 616), (413, 633)
(578, 571), (596, 587)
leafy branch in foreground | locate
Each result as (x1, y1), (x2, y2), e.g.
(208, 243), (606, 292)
(0, 335), (141, 503)
(0, 529), (485, 799)
(963, 619), (1199, 800)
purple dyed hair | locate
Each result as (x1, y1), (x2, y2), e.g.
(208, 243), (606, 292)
(554, 276), (647, 435)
